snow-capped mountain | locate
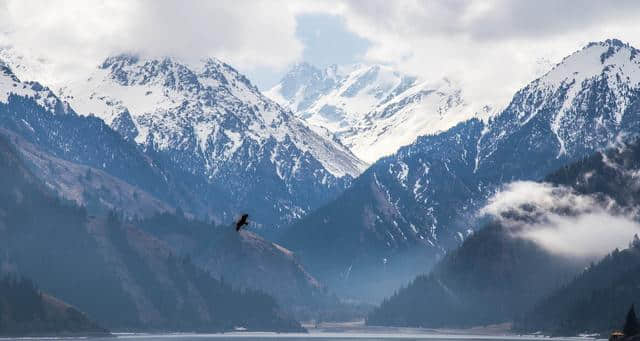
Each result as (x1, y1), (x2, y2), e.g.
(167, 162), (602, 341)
(0, 58), (194, 216)
(60, 55), (364, 177)
(55, 54), (366, 229)
(281, 39), (640, 300)
(476, 39), (640, 175)
(267, 63), (487, 163)
(1, 48), (367, 230)
(0, 56), (336, 313)
(0, 59), (72, 115)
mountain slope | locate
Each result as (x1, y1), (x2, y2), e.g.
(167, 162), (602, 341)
(518, 242), (640, 336)
(1, 127), (172, 217)
(0, 133), (302, 332)
(0, 60), (334, 316)
(367, 134), (640, 332)
(475, 39), (640, 180)
(0, 59), (205, 218)
(134, 212), (333, 317)
(0, 276), (109, 337)
(280, 119), (485, 299)
(55, 55), (366, 229)
(280, 39), (640, 300)
(365, 223), (582, 328)
(515, 139), (640, 336)
(367, 135), (640, 330)
(267, 63), (486, 163)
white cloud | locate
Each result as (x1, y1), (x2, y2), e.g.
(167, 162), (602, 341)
(481, 181), (640, 260)
(521, 212), (640, 259)
(0, 0), (307, 85)
(481, 181), (603, 220)
(334, 0), (640, 108)
(1, 0), (640, 105)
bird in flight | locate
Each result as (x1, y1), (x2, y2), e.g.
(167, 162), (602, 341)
(235, 214), (249, 231)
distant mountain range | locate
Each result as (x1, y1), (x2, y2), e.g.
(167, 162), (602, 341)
(1, 51), (366, 233)
(267, 63), (489, 163)
(280, 39), (640, 300)
(3, 35), (640, 335)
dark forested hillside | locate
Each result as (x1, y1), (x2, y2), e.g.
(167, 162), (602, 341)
(0, 134), (303, 332)
(0, 90), (230, 223)
(517, 242), (640, 336)
(546, 137), (640, 208)
(514, 139), (640, 336)
(135, 213), (370, 322)
(366, 223), (582, 328)
(368, 138), (640, 333)
(0, 276), (108, 336)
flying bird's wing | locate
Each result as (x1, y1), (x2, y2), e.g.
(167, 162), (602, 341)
(235, 214), (249, 231)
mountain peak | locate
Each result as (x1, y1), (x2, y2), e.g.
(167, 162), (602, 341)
(97, 54), (262, 96)
(99, 53), (140, 70)
(57, 54), (366, 227)
(289, 62), (320, 73)
(584, 38), (638, 63)
(283, 39), (640, 301)
(0, 58), (19, 82)
(479, 39), (640, 164)
(537, 38), (640, 92)
(587, 38), (632, 50)
(267, 61), (476, 163)
(97, 54), (204, 93)
(0, 57), (72, 115)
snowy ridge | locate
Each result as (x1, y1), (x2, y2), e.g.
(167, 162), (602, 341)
(0, 59), (71, 115)
(57, 55), (366, 178)
(55, 54), (369, 227)
(0, 47), (56, 86)
(477, 39), (640, 165)
(1, 50), (367, 229)
(267, 63), (488, 163)
(397, 38), (640, 249)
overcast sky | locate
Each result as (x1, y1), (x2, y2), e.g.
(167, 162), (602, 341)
(1, 0), (640, 107)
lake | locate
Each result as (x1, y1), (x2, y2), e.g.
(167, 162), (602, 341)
(0, 321), (600, 341)
(3, 331), (600, 341)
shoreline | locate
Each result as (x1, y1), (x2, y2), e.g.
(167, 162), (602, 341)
(303, 320), (516, 336)
(0, 321), (603, 340)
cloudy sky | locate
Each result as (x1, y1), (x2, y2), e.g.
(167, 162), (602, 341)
(1, 0), (640, 106)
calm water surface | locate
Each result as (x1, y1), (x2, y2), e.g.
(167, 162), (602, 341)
(3, 332), (601, 341)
